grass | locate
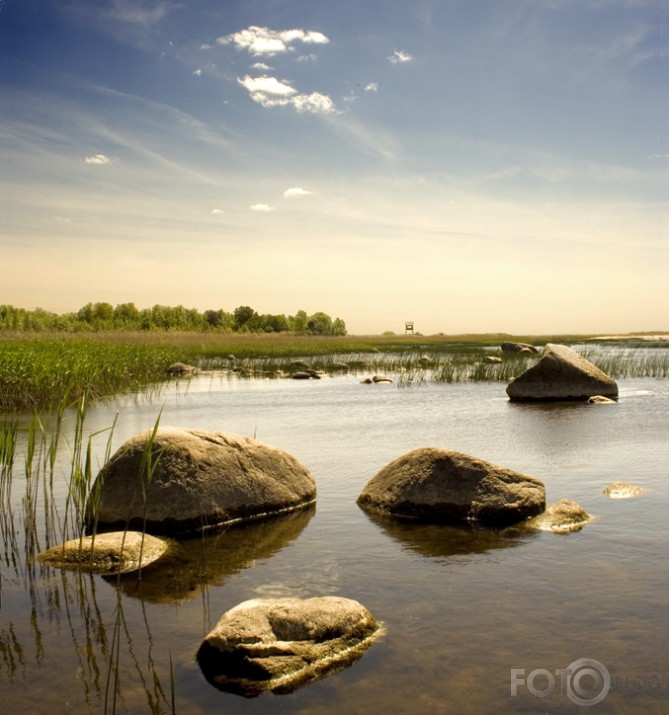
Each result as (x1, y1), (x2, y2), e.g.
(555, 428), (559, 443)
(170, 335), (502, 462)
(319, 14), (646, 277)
(1, 331), (668, 411)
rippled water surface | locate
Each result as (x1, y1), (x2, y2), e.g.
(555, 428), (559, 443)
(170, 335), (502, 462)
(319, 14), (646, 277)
(2, 369), (668, 714)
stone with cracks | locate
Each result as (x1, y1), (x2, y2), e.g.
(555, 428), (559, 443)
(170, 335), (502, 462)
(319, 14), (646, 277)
(86, 427), (316, 536)
(356, 448), (545, 527)
(506, 343), (618, 402)
(197, 596), (384, 696)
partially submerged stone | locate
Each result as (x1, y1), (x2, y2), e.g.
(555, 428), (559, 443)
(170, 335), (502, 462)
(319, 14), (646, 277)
(87, 427), (316, 536)
(526, 499), (591, 533)
(166, 362), (195, 376)
(506, 344), (618, 402)
(197, 596), (384, 696)
(38, 531), (167, 574)
(603, 482), (646, 499)
(588, 395), (617, 404)
(357, 448), (545, 527)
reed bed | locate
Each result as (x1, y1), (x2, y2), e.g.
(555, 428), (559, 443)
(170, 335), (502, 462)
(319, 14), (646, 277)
(0, 338), (184, 411)
(2, 333), (668, 412)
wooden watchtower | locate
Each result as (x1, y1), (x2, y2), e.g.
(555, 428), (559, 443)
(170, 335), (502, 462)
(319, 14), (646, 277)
(405, 321), (414, 335)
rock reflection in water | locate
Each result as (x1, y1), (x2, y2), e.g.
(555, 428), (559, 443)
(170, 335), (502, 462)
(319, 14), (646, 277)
(108, 506), (315, 603)
(361, 511), (527, 562)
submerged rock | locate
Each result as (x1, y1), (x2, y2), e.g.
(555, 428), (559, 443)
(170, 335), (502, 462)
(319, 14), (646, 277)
(38, 531), (167, 574)
(197, 596), (384, 697)
(86, 427), (316, 536)
(526, 499), (591, 533)
(588, 395), (617, 404)
(603, 482), (646, 499)
(506, 344), (618, 402)
(357, 448), (545, 527)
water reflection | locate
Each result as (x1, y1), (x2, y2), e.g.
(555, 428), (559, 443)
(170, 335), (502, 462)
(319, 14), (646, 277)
(110, 506), (315, 603)
(0, 566), (175, 715)
(361, 511), (527, 562)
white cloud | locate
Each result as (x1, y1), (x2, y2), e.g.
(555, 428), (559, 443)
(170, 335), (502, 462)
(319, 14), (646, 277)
(238, 75), (296, 97)
(210, 208), (224, 214)
(84, 154), (111, 164)
(218, 26), (330, 56)
(292, 92), (336, 115)
(283, 187), (314, 199)
(250, 203), (275, 212)
(237, 75), (336, 115)
(193, 68), (203, 77)
(365, 82), (380, 92)
(252, 62), (272, 71)
(389, 50), (413, 64)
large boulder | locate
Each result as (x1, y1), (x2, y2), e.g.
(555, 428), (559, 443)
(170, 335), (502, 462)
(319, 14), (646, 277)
(38, 531), (167, 574)
(506, 343), (618, 402)
(86, 427), (316, 536)
(357, 448), (545, 527)
(197, 596), (384, 696)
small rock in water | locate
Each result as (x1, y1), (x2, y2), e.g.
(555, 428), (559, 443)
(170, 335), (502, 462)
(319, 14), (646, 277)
(588, 395), (617, 404)
(603, 482), (646, 499)
(166, 362), (195, 375)
(526, 499), (591, 533)
(38, 531), (167, 574)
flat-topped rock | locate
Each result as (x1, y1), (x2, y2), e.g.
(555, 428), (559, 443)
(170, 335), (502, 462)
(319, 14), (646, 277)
(38, 531), (167, 574)
(506, 343), (618, 402)
(86, 427), (316, 536)
(197, 596), (383, 696)
(357, 448), (545, 527)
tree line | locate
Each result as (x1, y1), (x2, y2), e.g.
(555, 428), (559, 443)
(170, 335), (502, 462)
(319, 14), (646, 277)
(0, 303), (347, 335)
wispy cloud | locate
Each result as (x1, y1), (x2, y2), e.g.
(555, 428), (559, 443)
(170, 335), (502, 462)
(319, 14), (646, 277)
(283, 187), (314, 199)
(84, 153), (112, 164)
(365, 82), (380, 92)
(210, 208), (224, 215)
(250, 203), (275, 212)
(389, 50), (413, 64)
(218, 26), (330, 56)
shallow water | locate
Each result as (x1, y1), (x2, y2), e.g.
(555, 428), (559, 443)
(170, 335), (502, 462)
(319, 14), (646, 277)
(1, 370), (668, 714)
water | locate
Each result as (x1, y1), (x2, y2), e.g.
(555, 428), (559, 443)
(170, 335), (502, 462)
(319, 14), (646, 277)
(1, 369), (668, 714)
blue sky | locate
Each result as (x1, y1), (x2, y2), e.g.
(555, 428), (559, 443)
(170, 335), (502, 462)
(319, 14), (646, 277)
(1, 0), (666, 334)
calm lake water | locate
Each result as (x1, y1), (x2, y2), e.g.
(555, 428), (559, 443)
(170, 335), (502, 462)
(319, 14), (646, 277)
(2, 361), (668, 714)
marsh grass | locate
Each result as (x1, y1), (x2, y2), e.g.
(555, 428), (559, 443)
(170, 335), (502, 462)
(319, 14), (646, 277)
(2, 333), (668, 411)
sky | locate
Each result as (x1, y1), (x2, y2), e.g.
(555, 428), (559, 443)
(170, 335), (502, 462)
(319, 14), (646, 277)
(1, 0), (667, 335)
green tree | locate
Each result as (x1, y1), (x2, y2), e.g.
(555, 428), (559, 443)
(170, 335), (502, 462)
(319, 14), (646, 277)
(233, 305), (257, 330)
(307, 312), (333, 335)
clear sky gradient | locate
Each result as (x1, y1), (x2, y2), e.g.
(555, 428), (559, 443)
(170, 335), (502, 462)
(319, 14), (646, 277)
(1, 0), (666, 335)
